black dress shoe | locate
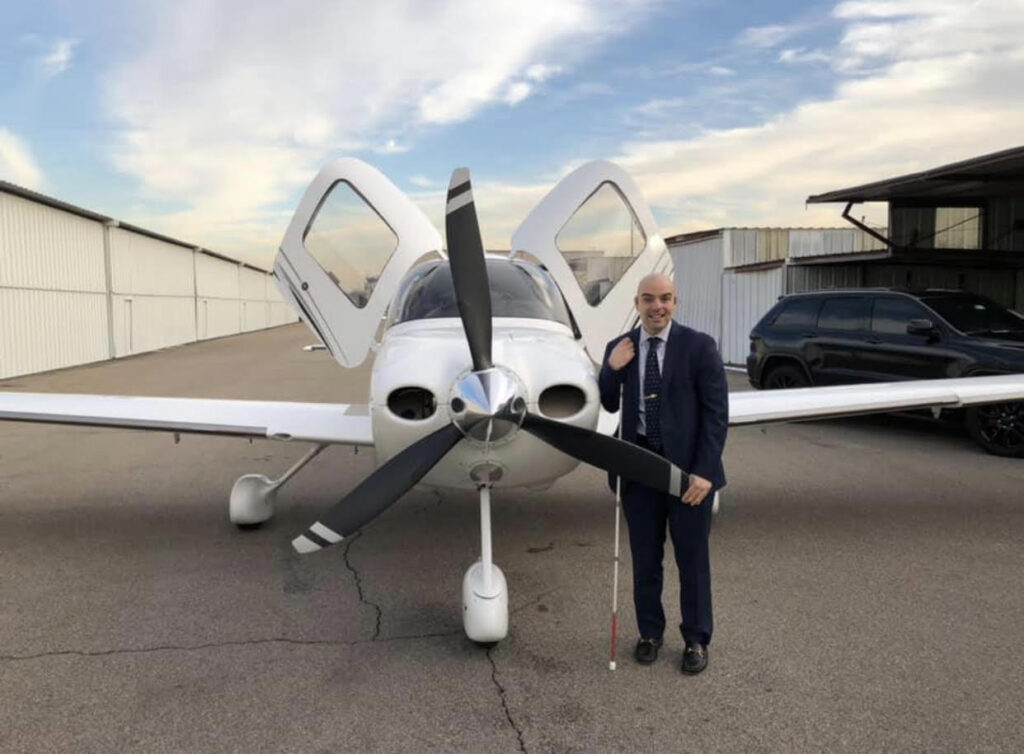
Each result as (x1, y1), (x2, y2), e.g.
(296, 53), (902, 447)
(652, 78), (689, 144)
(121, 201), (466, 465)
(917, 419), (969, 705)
(634, 638), (662, 664)
(681, 642), (708, 674)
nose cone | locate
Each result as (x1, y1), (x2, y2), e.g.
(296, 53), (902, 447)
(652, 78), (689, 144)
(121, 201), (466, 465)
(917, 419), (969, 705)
(449, 367), (527, 444)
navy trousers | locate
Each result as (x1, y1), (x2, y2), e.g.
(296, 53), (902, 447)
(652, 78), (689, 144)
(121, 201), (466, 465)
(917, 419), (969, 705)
(621, 466), (714, 646)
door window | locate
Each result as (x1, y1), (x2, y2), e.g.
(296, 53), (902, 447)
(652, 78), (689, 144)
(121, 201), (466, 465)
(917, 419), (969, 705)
(817, 297), (869, 331)
(871, 297), (929, 334)
(771, 297), (822, 328)
(303, 181), (398, 308)
(555, 182), (646, 306)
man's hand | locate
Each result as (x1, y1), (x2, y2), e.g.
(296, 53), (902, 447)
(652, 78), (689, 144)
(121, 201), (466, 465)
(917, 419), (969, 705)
(681, 474), (712, 506)
(607, 338), (635, 371)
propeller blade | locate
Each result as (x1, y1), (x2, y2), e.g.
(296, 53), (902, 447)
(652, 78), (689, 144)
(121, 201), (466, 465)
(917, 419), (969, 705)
(292, 424), (462, 554)
(445, 167), (492, 371)
(520, 413), (687, 497)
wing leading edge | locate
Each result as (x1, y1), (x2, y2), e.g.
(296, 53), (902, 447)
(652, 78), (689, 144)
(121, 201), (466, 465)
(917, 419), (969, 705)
(728, 374), (1024, 427)
(0, 393), (373, 446)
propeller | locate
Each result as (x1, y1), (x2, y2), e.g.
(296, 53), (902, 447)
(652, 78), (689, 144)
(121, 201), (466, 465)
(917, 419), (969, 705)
(445, 168), (492, 371)
(292, 424), (462, 553)
(292, 167), (687, 555)
(520, 413), (686, 497)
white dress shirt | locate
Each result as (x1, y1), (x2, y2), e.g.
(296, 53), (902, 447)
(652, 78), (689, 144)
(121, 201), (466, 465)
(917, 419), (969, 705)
(637, 323), (670, 436)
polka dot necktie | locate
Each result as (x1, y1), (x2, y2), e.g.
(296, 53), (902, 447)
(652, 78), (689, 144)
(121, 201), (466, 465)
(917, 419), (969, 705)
(644, 337), (663, 451)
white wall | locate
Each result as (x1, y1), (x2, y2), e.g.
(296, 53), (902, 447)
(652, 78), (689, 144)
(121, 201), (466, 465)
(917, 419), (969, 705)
(670, 234), (724, 347)
(721, 267), (785, 366)
(1, 187), (296, 379)
(0, 192), (110, 377)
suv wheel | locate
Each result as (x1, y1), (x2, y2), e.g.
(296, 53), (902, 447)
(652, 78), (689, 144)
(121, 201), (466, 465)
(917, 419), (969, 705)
(965, 402), (1024, 458)
(763, 364), (809, 390)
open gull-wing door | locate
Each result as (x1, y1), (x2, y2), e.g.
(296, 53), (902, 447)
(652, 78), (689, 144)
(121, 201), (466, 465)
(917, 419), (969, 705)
(511, 160), (668, 362)
(274, 158), (442, 367)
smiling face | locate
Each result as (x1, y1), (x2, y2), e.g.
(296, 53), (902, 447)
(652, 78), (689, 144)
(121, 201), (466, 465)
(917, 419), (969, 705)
(635, 274), (676, 335)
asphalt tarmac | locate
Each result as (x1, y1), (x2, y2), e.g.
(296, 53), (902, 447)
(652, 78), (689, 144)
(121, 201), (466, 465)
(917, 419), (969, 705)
(2, 324), (1022, 752)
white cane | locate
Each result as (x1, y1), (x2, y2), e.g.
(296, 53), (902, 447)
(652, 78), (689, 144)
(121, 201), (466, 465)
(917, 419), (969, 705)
(609, 382), (624, 671)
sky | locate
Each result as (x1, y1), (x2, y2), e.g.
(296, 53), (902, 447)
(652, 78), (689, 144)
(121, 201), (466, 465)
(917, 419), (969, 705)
(2, 0), (1023, 269)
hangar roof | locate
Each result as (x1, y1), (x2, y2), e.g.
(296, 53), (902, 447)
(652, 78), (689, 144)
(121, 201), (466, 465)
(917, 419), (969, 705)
(0, 179), (270, 273)
(807, 145), (1024, 204)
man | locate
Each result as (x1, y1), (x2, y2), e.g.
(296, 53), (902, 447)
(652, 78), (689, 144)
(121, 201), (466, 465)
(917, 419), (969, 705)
(598, 273), (728, 674)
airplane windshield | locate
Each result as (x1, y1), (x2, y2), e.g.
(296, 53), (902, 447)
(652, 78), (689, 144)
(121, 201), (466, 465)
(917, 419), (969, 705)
(387, 258), (573, 328)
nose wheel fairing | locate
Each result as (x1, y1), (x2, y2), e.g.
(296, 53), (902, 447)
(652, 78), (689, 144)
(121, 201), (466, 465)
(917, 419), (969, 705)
(463, 484), (509, 643)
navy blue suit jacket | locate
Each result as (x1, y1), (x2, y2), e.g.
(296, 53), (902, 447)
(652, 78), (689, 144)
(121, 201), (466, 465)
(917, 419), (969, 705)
(598, 321), (729, 490)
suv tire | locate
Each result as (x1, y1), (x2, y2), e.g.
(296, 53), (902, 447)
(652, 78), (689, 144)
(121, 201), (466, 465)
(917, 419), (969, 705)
(763, 364), (809, 390)
(965, 402), (1024, 458)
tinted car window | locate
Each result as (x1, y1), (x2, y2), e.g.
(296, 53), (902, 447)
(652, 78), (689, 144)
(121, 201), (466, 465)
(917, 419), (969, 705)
(871, 297), (929, 334)
(772, 297), (821, 328)
(817, 297), (869, 331)
(920, 294), (1024, 335)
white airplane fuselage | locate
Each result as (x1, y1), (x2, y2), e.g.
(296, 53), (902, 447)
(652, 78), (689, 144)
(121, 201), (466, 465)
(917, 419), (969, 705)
(369, 317), (601, 490)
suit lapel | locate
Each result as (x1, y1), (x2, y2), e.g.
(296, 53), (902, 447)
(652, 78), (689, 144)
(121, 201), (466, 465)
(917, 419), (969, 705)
(627, 328), (641, 406)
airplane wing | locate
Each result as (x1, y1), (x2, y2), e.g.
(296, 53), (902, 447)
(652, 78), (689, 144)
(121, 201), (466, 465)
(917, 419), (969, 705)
(728, 374), (1024, 427)
(0, 393), (373, 445)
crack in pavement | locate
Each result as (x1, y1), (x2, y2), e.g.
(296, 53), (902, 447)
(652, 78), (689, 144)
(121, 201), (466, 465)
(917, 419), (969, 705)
(487, 646), (528, 753)
(1, 629), (464, 663)
(343, 531), (382, 641)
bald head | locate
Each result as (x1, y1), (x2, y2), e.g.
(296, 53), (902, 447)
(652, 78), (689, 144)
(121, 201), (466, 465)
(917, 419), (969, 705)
(634, 273), (676, 335)
(636, 273), (674, 296)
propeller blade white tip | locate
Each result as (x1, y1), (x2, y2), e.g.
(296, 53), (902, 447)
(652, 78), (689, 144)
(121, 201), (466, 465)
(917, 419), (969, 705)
(292, 535), (322, 554)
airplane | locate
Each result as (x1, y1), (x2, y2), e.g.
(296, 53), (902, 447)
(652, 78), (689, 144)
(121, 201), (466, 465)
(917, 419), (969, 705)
(3, 158), (1024, 645)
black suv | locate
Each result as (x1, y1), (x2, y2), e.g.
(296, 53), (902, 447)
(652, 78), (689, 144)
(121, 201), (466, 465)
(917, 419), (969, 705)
(747, 289), (1024, 457)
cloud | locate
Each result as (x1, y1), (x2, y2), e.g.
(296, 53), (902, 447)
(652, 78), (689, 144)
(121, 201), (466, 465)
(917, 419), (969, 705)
(0, 129), (44, 189)
(631, 98), (687, 117)
(778, 48), (832, 64)
(525, 63), (563, 82)
(409, 174), (437, 189)
(102, 0), (656, 263)
(503, 81), (533, 106)
(38, 38), (78, 78)
(738, 24), (800, 48)
(411, 179), (550, 253)
(832, 0), (1023, 71)
(374, 139), (410, 154)
(606, 0), (1024, 235)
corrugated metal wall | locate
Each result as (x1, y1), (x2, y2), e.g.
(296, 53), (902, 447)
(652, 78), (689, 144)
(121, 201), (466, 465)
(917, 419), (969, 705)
(110, 227), (198, 357)
(786, 264), (866, 293)
(986, 195), (1024, 252)
(721, 267), (784, 366)
(0, 192), (110, 377)
(788, 228), (885, 259)
(1, 188), (296, 379)
(725, 227), (884, 267)
(240, 267), (271, 332)
(670, 234), (724, 346)
(863, 265), (1018, 308)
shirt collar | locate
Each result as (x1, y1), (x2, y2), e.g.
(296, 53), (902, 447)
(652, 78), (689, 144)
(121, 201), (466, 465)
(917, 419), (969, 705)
(639, 321), (672, 347)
